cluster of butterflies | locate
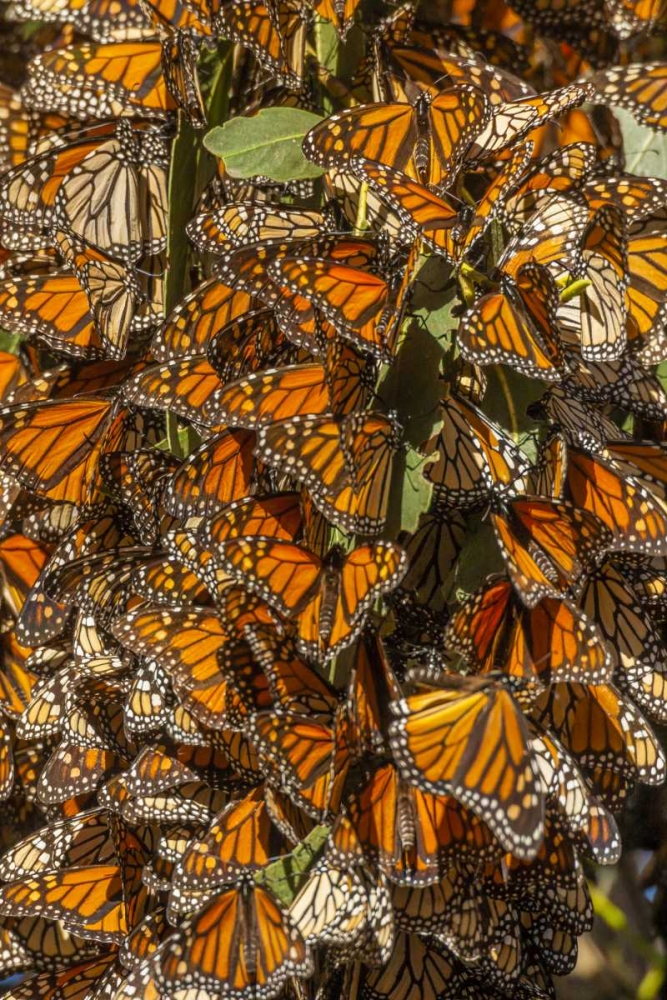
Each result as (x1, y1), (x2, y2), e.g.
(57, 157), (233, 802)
(0, 0), (665, 998)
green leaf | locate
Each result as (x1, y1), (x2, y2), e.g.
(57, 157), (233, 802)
(378, 257), (457, 447)
(483, 366), (544, 463)
(254, 825), (330, 905)
(204, 109), (326, 183)
(455, 514), (505, 600)
(614, 107), (667, 179)
(0, 329), (22, 354)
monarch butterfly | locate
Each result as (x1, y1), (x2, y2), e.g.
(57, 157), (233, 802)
(566, 446), (667, 555)
(112, 606), (226, 685)
(120, 909), (169, 971)
(307, 0), (359, 36)
(466, 82), (595, 160)
(55, 231), (144, 359)
(250, 705), (350, 818)
(331, 759), (500, 885)
(351, 931), (468, 1000)
(0, 914), (103, 976)
(377, 40), (533, 108)
(207, 307), (300, 381)
(53, 120), (168, 261)
(163, 427), (256, 520)
(343, 631), (402, 757)
(351, 143), (531, 263)
(0, 84), (30, 173)
(389, 672), (545, 858)
(580, 562), (667, 723)
(0, 809), (113, 880)
(100, 450), (176, 544)
(0, 396), (132, 503)
(424, 394), (532, 508)
(205, 345), (373, 428)
(499, 192), (590, 280)
(43, 546), (151, 623)
(445, 576), (613, 687)
(303, 85), (491, 189)
(216, 539), (407, 662)
(457, 262), (564, 381)
(624, 212), (667, 364)
(534, 681), (665, 784)
(530, 730), (621, 864)
(256, 411), (400, 535)
(528, 385), (622, 450)
(0, 271), (108, 359)
(202, 493), (303, 550)
(8, 0), (155, 42)
(491, 496), (610, 608)
(0, 126), (129, 234)
(592, 62), (667, 131)
(0, 633), (39, 723)
(131, 555), (210, 606)
(187, 203), (329, 254)
(15, 664), (82, 741)
(288, 860), (384, 953)
(152, 878), (313, 994)
(215, 0), (307, 88)
(0, 860), (143, 945)
(245, 626), (338, 717)
(22, 42), (178, 121)
(0, 532), (52, 620)
(122, 356), (223, 425)
(390, 871), (493, 963)
(204, 363), (332, 429)
(0, 955), (119, 1000)
(574, 204), (628, 362)
(172, 784), (290, 895)
(269, 241), (419, 361)
(395, 506), (466, 616)
(502, 142), (599, 226)
(152, 278), (256, 362)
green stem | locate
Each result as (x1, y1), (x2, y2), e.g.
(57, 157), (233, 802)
(495, 366), (519, 441)
(313, 15), (340, 115)
(163, 44), (233, 461)
(353, 181), (369, 234)
(560, 277), (592, 303)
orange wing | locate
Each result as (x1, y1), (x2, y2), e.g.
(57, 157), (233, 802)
(246, 627), (338, 716)
(215, 537), (322, 621)
(175, 785), (288, 889)
(331, 760), (500, 885)
(458, 264), (563, 380)
(204, 363), (330, 429)
(591, 62), (667, 132)
(492, 497), (610, 606)
(0, 865), (130, 943)
(567, 447), (667, 556)
(303, 102), (418, 173)
(164, 428), (256, 519)
(123, 357), (222, 425)
(314, 412), (401, 535)
(389, 674), (544, 859)
(204, 493), (302, 548)
(0, 273), (103, 358)
(536, 682), (665, 785)
(255, 414), (352, 498)
(155, 881), (312, 994)
(251, 710), (348, 818)
(23, 42), (177, 119)
(153, 278), (255, 362)
(0, 397), (114, 501)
